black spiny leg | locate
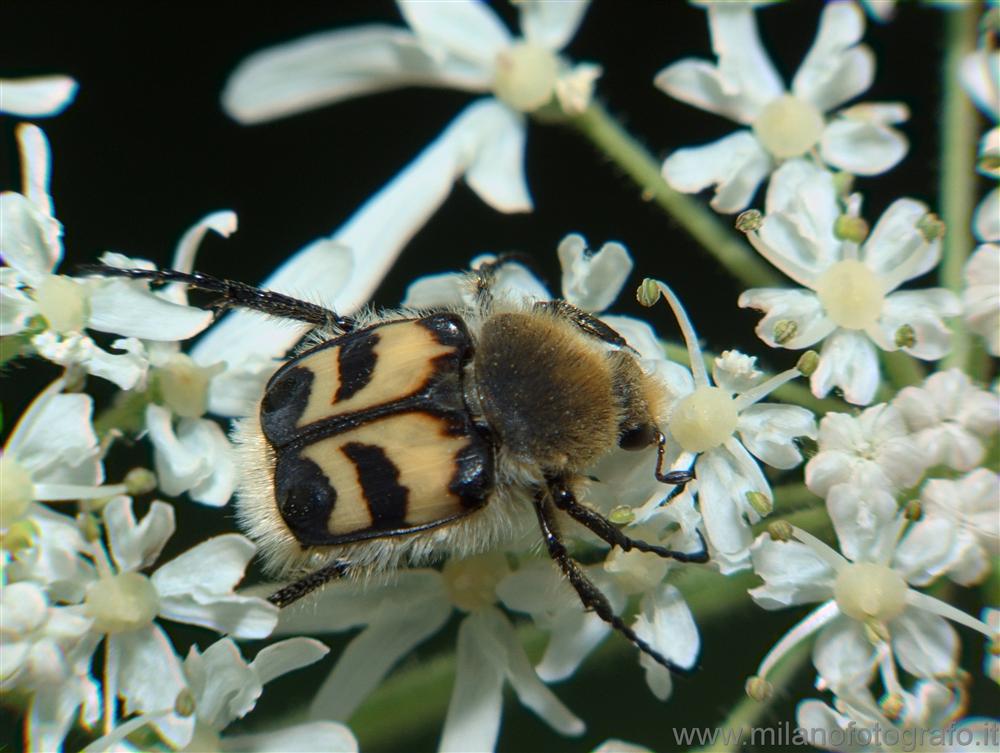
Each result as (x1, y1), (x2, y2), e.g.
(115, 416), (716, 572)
(82, 266), (355, 331)
(654, 431), (696, 507)
(266, 561), (351, 608)
(548, 477), (709, 563)
(533, 490), (695, 676)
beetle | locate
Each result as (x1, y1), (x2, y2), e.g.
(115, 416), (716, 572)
(91, 258), (706, 674)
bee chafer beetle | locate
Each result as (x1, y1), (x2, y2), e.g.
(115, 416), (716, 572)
(90, 257), (707, 675)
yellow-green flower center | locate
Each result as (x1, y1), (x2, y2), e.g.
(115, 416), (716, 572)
(753, 95), (825, 159)
(669, 386), (738, 453)
(833, 562), (908, 623)
(1, 455), (35, 523)
(34, 274), (89, 333)
(494, 42), (559, 112)
(156, 354), (218, 418)
(84, 572), (160, 633)
(442, 552), (509, 612)
(815, 259), (885, 330)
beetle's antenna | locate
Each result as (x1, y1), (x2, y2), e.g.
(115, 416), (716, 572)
(266, 561), (351, 608)
(81, 264), (355, 331)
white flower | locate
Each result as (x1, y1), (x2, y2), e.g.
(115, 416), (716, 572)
(642, 280), (817, 573)
(748, 512), (993, 694)
(403, 233), (629, 311)
(657, 0), (908, 212)
(805, 403), (925, 498)
(80, 637), (355, 753)
(1, 379), (125, 598)
(273, 556), (583, 753)
(797, 680), (993, 753)
(0, 75), (78, 117)
(919, 470), (999, 586)
(0, 124), (213, 388)
(986, 608), (999, 683)
(222, 0), (599, 214)
(75, 497), (278, 748)
(739, 160), (959, 405)
(892, 369), (1000, 472)
(960, 47), (999, 243)
(964, 244), (1000, 356)
(1, 581), (100, 753)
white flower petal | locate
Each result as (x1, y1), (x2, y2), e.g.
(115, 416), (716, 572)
(464, 106), (531, 213)
(749, 536), (836, 609)
(86, 278), (213, 341)
(960, 49), (1000, 120)
(158, 592), (278, 639)
(737, 403), (816, 469)
(890, 608), (958, 678)
(165, 211), (239, 304)
(399, 0), (512, 71)
(104, 497), (175, 573)
(192, 639), (259, 727)
(9, 388), (99, 479)
(964, 242), (1000, 354)
(862, 198), (937, 280)
(812, 617), (876, 690)
(178, 418), (236, 506)
(222, 27), (489, 124)
(662, 130), (772, 213)
(557, 235), (632, 312)
(146, 405), (210, 497)
(820, 117), (907, 175)
(738, 288), (835, 349)
(402, 270), (471, 309)
(250, 637), (329, 686)
(0, 192), (61, 279)
(203, 355), (276, 418)
(811, 329), (880, 405)
(792, 1), (870, 112)
(705, 4), (784, 115)
(222, 722), (358, 753)
(633, 584), (699, 673)
(26, 678), (87, 753)
(871, 289), (960, 360)
(152, 534), (256, 598)
(1, 76), (78, 117)
(826, 484), (897, 562)
(110, 626), (191, 747)
(17, 124), (55, 217)
(519, 0), (590, 51)
(536, 609), (610, 683)
(439, 614), (506, 753)
(654, 60), (758, 124)
(696, 443), (768, 562)
(485, 608), (584, 737)
(892, 518), (959, 586)
(308, 594), (451, 721)
(0, 279), (37, 336)
(974, 186), (1000, 243)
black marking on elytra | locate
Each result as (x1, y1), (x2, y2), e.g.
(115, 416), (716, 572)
(335, 331), (379, 403)
(274, 450), (336, 543)
(261, 367), (314, 446)
(342, 442), (408, 528)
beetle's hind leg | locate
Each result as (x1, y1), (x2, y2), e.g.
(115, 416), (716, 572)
(82, 265), (355, 332)
(266, 560), (351, 608)
(532, 488), (696, 675)
(547, 476), (708, 563)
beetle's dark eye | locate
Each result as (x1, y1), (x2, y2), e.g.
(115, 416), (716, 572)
(618, 423), (657, 450)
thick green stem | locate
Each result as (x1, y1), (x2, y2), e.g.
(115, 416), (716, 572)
(939, 3), (982, 373)
(569, 103), (782, 289)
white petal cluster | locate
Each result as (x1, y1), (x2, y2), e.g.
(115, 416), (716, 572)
(657, 1), (907, 213)
(738, 160), (959, 405)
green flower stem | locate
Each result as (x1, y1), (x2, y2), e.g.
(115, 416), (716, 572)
(662, 342), (846, 415)
(569, 102), (782, 289)
(689, 639), (812, 753)
(939, 2), (981, 374)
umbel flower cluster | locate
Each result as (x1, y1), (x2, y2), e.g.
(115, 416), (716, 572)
(1, 2), (997, 752)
